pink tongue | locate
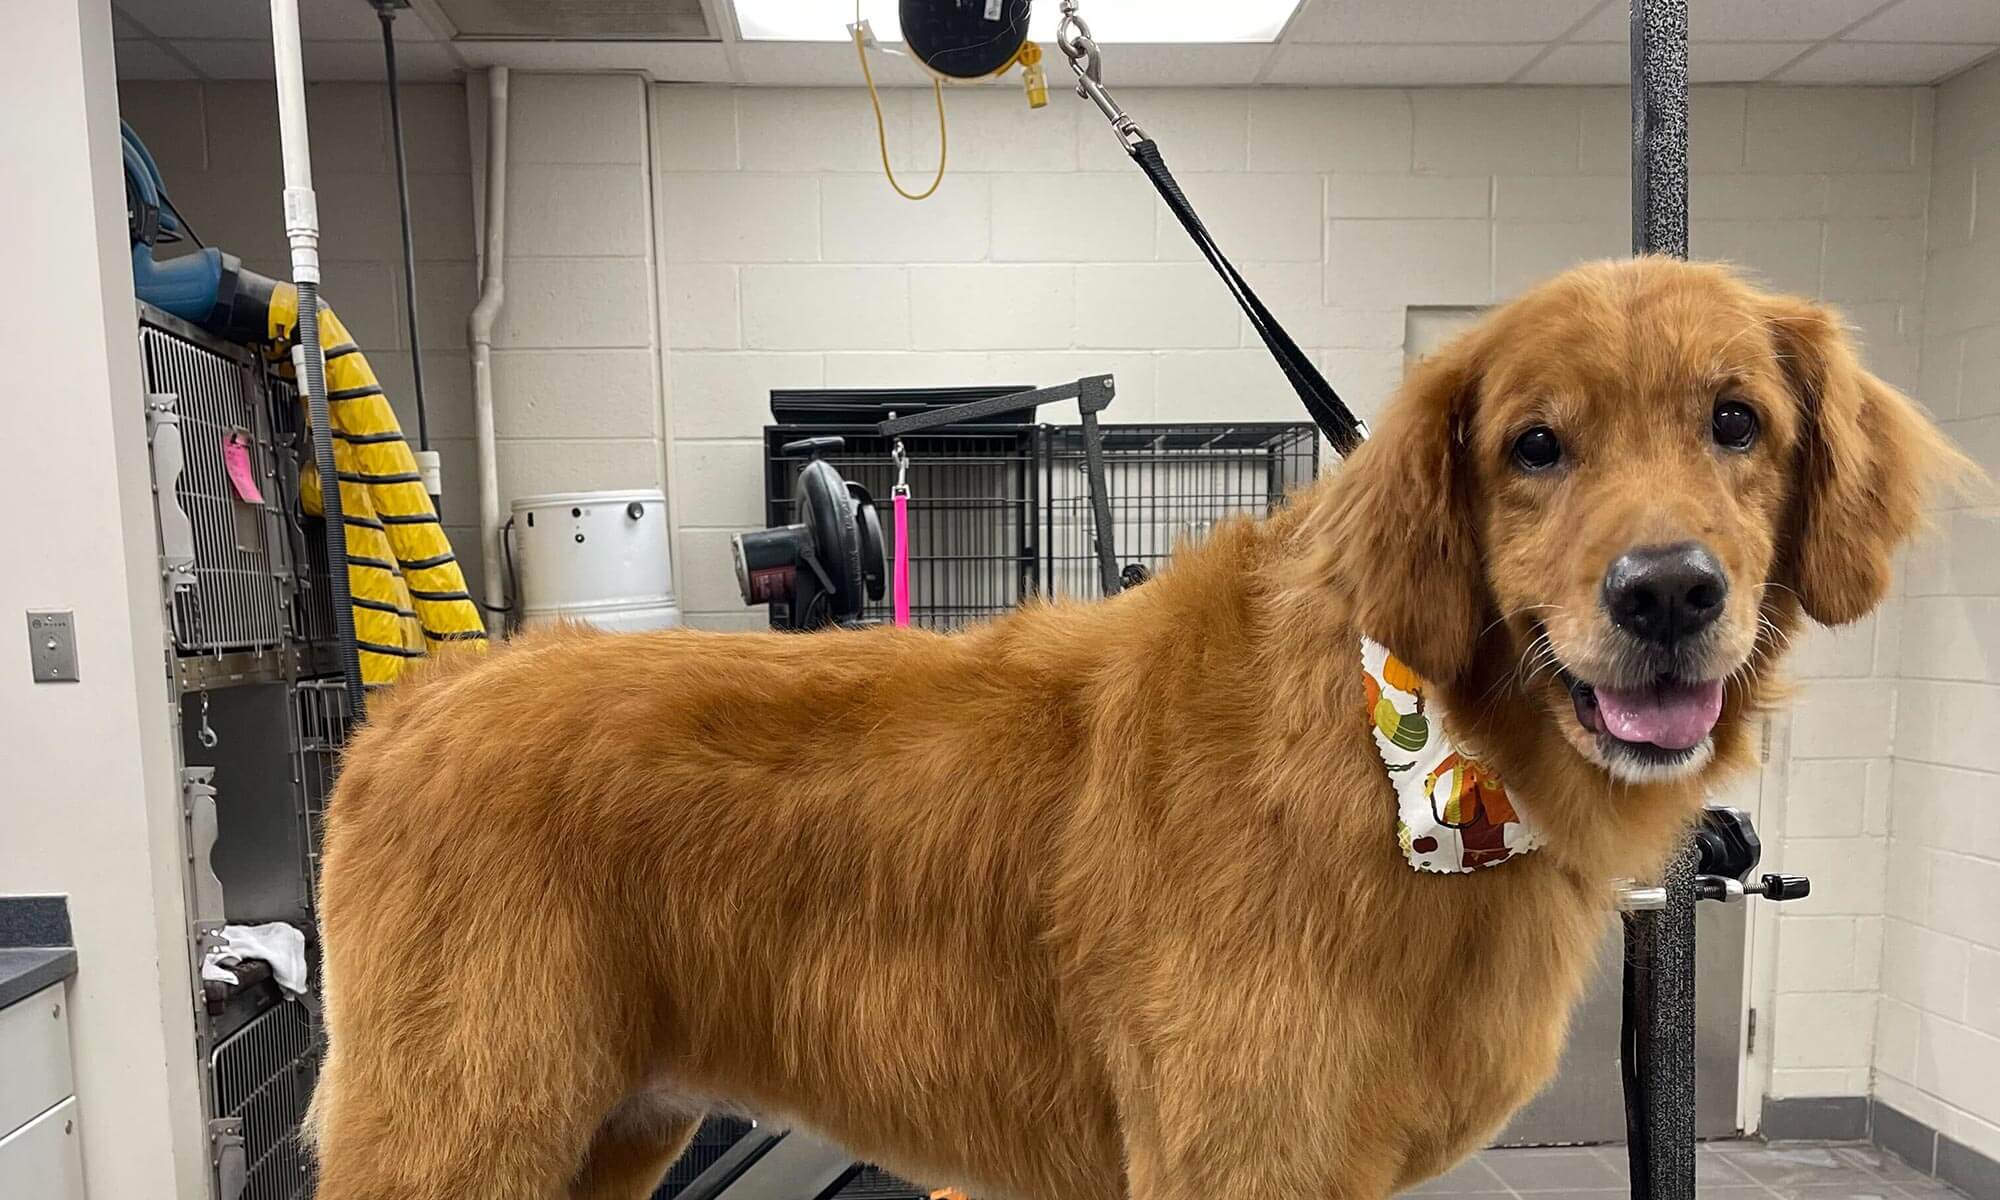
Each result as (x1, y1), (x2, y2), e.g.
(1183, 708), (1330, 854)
(1593, 680), (1724, 750)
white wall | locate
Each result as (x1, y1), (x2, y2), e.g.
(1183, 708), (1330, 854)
(651, 83), (1933, 631)
(1871, 51), (2000, 1162)
(473, 72), (668, 537)
(117, 78), (486, 590)
(2, 3), (206, 1195)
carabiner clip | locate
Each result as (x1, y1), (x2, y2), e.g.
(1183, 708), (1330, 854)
(1057, 1), (1147, 150)
(891, 439), (910, 498)
(197, 690), (219, 749)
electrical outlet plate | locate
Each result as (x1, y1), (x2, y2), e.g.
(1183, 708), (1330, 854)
(26, 610), (79, 683)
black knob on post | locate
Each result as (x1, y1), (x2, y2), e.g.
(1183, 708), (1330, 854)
(1750, 874), (1810, 901)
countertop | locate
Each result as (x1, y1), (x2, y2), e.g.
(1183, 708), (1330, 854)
(0, 946), (78, 1011)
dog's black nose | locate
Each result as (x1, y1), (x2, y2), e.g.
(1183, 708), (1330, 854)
(1603, 542), (1728, 645)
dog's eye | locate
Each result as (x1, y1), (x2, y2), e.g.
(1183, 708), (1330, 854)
(1712, 398), (1759, 451)
(1512, 426), (1563, 472)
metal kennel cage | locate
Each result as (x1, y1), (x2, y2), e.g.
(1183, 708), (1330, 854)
(138, 301), (353, 1200)
(763, 419), (1320, 630)
(764, 425), (1040, 630)
(1039, 422), (1321, 601)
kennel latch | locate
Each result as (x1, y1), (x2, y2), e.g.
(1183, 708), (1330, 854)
(147, 392), (198, 591)
(210, 1116), (247, 1200)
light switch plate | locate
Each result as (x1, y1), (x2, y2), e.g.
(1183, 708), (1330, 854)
(26, 611), (78, 683)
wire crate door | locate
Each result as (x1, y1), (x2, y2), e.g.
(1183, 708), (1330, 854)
(141, 323), (295, 653)
(211, 999), (319, 1200)
(1040, 424), (1320, 600)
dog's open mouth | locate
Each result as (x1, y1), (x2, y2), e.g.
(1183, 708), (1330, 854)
(1559, 668), (1724, 765)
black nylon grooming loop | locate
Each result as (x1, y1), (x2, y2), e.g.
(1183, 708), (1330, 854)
(1055, 2), (1368, 458)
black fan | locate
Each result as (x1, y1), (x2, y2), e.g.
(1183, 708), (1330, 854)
(732, 438), (887, 631)
(901, 0), (1032, 80)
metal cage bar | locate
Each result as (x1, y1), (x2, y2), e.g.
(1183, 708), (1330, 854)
(1039, 423), (1319, 601)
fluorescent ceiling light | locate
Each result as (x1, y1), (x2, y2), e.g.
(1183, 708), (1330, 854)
(734, 0), (1301, 43)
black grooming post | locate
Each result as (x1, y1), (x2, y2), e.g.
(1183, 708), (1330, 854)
(1625, 3), (1695, 1200)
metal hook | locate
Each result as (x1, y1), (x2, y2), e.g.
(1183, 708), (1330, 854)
(1055, 0), (1146, 149)
(1056, 3), (1102, 85)
(891, 438), (910, 498)
(197, 690), (219, 749)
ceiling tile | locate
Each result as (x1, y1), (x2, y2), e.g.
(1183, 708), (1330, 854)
(1848, 0), (2000, 43)
(1263, 42), (1541, 85)
(1524, 41), (1813, 84)
(170, 38), (275, 79)
(114, 39), (198, 80)
(1285, 0), (1600, 44)
(451, 39), (735, 82)
(297, 40), (462, 82)
(1515, 43), (1623, 85)
(1690, 0), (1895, 42)
(1084, 43), (1275, 85)
(310, 2), (442, 41)
(1776, 39), (1998, 81)
(1585, 0), (1899, 40)
(1569, 2), (1631, 41)
(116, 0), (439, 41)
(1691, 41), (1818, 81)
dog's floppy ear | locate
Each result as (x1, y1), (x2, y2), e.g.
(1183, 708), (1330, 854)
(1316, 341), (1487, 685)
(1765, 296), (1961, 626)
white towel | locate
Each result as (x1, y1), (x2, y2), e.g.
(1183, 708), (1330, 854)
(201, 922), (310, 997)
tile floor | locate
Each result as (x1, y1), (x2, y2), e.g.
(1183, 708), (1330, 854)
(1403, 1140), (1968, 1199)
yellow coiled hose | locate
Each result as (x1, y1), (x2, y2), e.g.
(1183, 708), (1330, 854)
(267, 283), (487, 684)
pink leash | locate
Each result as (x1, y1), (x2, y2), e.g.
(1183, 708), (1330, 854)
(892, 440), (911, 626)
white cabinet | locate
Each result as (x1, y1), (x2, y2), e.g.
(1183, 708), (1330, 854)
(0, 983), (82, 1200)
(0, 1098), (85, 1200)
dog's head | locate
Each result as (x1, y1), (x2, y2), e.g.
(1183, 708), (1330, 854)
(1328, 257), (1959, 787)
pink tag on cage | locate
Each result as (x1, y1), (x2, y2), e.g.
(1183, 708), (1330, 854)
(223, 432), (264, 504)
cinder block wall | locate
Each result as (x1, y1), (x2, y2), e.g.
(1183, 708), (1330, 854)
(653, 83), (1933, 651)
(479, 72), (666, 531)
(1871, 51), (2000, 1166)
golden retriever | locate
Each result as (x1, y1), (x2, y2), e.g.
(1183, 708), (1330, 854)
(307, 257), (1962, 1200)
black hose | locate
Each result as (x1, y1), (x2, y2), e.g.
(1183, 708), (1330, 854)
(298, 283), (367, 718)
(380, 6), (429, 454)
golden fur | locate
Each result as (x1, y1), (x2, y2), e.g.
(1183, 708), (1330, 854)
(308, 259), (1962, 1200)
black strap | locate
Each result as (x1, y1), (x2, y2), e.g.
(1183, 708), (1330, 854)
(1129, 138), (1368, 457)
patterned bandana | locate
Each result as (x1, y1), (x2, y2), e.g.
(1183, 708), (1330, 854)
(1361, 637), (1544, 874)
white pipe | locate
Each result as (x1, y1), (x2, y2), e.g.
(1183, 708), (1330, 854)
(268, 0), (318, 284)
(470, 67), (510, 623)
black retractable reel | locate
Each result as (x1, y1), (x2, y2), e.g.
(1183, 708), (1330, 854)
(900, 0), (1032, 80)
(732, 438), (886, 631)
